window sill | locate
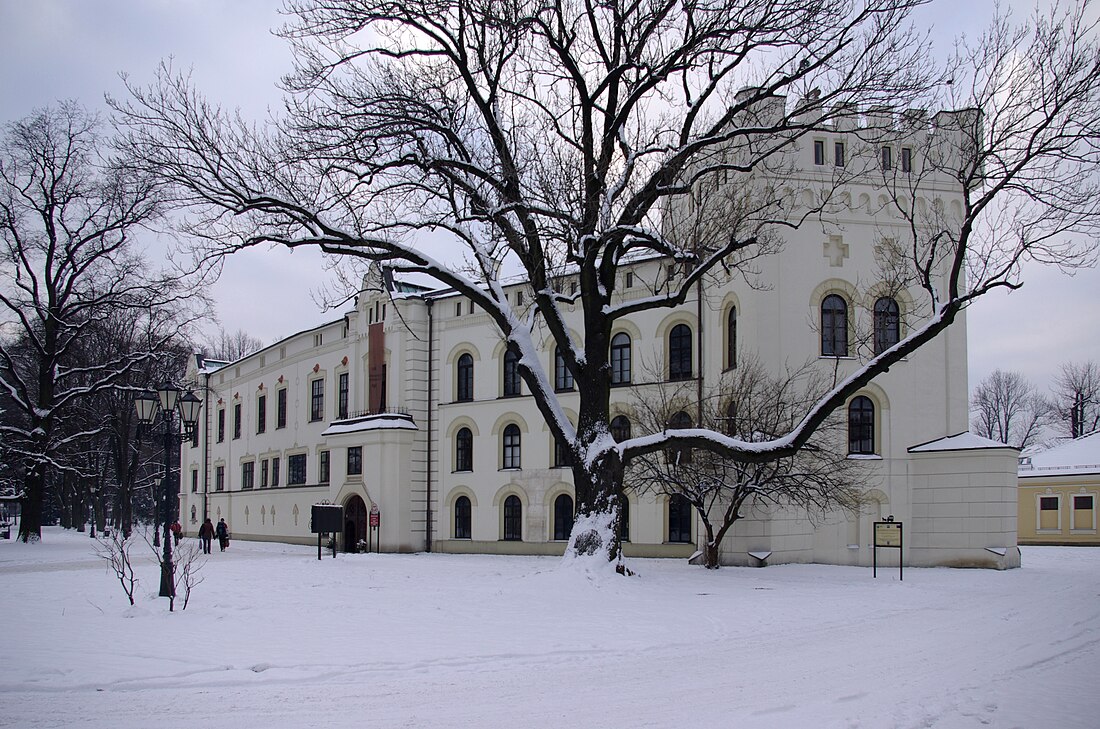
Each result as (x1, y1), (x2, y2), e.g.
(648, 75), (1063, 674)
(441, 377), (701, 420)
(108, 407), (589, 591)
(500, 467), (522, 472)
(453, 469), (472, 474)
(847, 454), (882, 460)
(1069, 529), (1097, 535)
(1036, 529), (1063, 534)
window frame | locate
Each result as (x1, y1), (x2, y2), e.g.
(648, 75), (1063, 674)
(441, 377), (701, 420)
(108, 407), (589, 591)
(454, 495), (472, 539)
(215, 465), (225, 492)
(502, 424), (521, 469)
(347, 446), (363, 476)
(456, 353), (474, 402)
(610, 332), (632, 385)
(309, 378), (325, 422)
(668, 494), (692, 543)
(241, 461), (255, 490)
(257, 394), (267, 434)
(554, 346), (574, 392)
(287, 453), (307, 486)
(834, 141), (846, 167)
(271, 456), (280, 487)
(668, 323), (693, 381)
(338, 372), (349, 420)
(726, 306), (737, 370)
(233, 402), (242, 440)
(821, 294), (849, 357)
(319, 450), (330, 484)
(217, 408), (225, 443)
(873, 297), (901, 355)
(847, 395), (875, 455)
(455, 427), (473, 472)
(813, 139), (825, 165)
(553, 494), (574, 541)
(503, 348), (521, 397)
(503, 494), (522, 541)
(276, 387), (287, 429)
(610, 415), (631, 442)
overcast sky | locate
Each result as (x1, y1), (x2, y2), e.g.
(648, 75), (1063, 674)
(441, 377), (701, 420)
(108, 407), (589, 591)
(1, 0), (1096, 396)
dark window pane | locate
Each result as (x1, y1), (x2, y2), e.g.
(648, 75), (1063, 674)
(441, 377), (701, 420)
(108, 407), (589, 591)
(669, 494), (691, 543)
(610, 415), (631, 442)
(503, 348), (521, 397)
(1074, 495), (1093, 511)
(610, 333), (631, 385)
(277, 388), (287, 429)
(727, 307), (737, 369)
(456, 427), (473, 472)
(457, 353), (474, 402)
(503, 495), (522, 541)
(338, 372), (349, 419)
(455, 496), (471, 539)
(554, 347), (574, 391)
(1039, 496), (1059, 511)
(347, 446), (363, 476)
(553, 494), (574, 540)
(503, 424), (521, 469)
(310, 379), (324, 422)
(874, 297), (900, 355)
(848, 396), (875, 454)
(822, 295), (848, 356)
(669, 324), (692, 380)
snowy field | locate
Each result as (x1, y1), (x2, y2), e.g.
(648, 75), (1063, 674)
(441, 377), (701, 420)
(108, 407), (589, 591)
(1, 529), (1097, 728)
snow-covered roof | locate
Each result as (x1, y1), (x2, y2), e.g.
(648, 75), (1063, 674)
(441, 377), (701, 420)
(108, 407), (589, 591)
(321, 413), (419, 437)
(908, 432), (1019, 453)
(1018, 430), (1100, 478)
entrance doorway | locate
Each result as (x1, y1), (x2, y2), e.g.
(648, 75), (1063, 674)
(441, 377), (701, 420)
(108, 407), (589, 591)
(344, 494), (368, 553)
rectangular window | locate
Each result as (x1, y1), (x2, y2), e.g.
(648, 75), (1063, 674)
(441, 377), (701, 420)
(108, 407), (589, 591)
(468, 300), (474, 314)
(881, 146), (892, 170)
(233, 403), (242, 440)
(338, 372), (349, 420)
(813, 139), (825, 165)
(271, 457), (280, 487)
(288, 454), (307, 485)
(310, 379), (324, 422)
(191, 470), (198, 493)
(901, 147), (912, 173)
(217, 409), (225, 443)
(347, 446), (363, 476)
(319, 450), (330, 483)
(215, 465), (225, 492)
(241, 461), (255, 490)
(455, 302), (462, 317)
(554, 438), (573, 468)
(313, 332), (323, 347)
(277, 388), (287, 429)
(625, 272), (634, 289)
(257, 395), (266, 434)
(1039, 495), (1060, 531)
(1073, 495), (1095, 531)
(834, 141), (845, 167)
(515, 290), (523, 306)
(261, 459), (269, 488)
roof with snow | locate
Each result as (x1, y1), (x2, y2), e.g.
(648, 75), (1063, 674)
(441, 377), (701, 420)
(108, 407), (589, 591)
(321, 412), (419, 437)
(1018, 431), (1100, 478)
(908, 432), (1019, 453)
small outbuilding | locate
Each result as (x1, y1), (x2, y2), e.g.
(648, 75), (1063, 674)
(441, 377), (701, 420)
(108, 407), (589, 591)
(1018, 431), (1100, 545)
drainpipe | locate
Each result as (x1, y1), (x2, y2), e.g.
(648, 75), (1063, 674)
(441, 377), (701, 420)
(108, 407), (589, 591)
(425, 296), (434, 552)
(202, 366), (211, 523)
(696, 279), (705, 424)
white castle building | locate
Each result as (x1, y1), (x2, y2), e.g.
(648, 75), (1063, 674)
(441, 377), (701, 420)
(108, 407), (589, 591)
(180, 108), (1021, 569)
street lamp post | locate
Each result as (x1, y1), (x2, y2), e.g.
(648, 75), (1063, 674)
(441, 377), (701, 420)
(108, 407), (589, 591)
(135, 383), (202, 599)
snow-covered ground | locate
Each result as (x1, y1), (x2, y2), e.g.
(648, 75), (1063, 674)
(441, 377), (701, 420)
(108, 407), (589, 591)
(2, 529), (1097, 728)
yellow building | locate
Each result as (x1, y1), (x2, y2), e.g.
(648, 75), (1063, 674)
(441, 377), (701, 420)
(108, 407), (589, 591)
(1018, 432), (1100, 545)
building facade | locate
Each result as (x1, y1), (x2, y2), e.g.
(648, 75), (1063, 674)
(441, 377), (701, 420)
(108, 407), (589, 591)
(180, 109), (1021, 569)
(1018, 432), (1100, 545)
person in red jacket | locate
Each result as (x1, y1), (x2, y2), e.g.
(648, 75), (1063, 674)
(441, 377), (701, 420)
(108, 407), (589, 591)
(170, 521), (182, 546)
(198, 518), (214, 554)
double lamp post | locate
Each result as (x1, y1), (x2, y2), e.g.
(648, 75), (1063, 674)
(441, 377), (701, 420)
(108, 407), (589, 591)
(135, 383), (202, 598)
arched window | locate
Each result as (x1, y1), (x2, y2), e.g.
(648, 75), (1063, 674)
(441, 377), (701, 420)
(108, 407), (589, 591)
(503, 494), (522, 541)
(456, 353), (474, 402)
(454, 495), (471, 539)
(503, 348), (521, 397)
(821, 294), (849, 357)
(669, 324), (693, 380)
(726, 306), (737, 369)
(668, 494), (692, 543)
(554, 346), (574, 391)
(554, 437), (573, 467)
(848, 396), (875, 455)
(553, 494), (574, 541)
(873, 297), (900, 354)
(610, 415), (632, 442)
(455, 427), (473, 472)
(618, 496), (630, 543)
(667, 410), (693, 464)
(502, 423), (521, 469)
(610, 333), (631, 385)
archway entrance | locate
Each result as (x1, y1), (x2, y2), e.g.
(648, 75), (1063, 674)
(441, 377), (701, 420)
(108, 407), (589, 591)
(344, 494), (368, 553)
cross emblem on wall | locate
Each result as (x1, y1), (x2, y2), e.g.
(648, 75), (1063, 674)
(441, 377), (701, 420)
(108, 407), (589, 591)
(823, 235), (849, 267)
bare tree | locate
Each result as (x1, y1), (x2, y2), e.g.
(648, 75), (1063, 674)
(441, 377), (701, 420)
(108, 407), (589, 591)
(0, 102), (201, 542)
(113, 1), (1100, 561)
(628, 358), (866, 569)
(970, 369), (1056, 450)
(94, 529), (139, 606)
(173, 537), (205, 610)
(201, 327), (264, 363)
(1053, 360), (1100, 438)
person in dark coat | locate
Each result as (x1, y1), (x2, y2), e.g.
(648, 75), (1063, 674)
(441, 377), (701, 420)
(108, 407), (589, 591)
(198, 518), (214, 554)
(215, 518), (229, 552)
(170, 520), (182, 546)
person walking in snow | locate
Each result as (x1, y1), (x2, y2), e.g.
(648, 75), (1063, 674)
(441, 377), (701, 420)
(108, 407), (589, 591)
(198, 517), (214, 554)
(216, 517), (229, 552)
(170, 520), (182, 546)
